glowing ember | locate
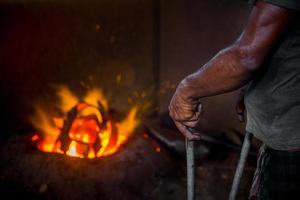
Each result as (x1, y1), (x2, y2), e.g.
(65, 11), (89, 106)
(143, 133), (149, 139)
(30, 86), (140, 159)
(31, 134), (39, 142)
(155, 147), (161, 153)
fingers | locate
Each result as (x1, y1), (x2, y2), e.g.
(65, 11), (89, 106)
(168, 91), (203, 138)
(197, 103), (203, 113)
(170, 103), (202, 124)
(169, 110), (200, 128)
(181, 120), (199, 128)
(237, 113), (245, 122)
(236, 102), (245, 122)
(188, 103), (203, 121)
(174, 121), (201, 140)
(177, 103), (202, 128)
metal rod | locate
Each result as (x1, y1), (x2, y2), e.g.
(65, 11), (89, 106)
(186, 138), (195, 200)
(229, 132), (253, 200)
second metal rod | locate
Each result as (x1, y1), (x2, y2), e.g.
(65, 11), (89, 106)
(229, 132), (253, 200)
(186, 139), (195, 200)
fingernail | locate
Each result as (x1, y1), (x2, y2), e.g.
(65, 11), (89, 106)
(198, 104), (203, 112)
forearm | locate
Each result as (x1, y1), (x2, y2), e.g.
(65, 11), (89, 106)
(177, 1), (295, 101)
(178, 44), (258, 100)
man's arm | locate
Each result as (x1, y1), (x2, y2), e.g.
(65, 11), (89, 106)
(169, 2), (296, 139)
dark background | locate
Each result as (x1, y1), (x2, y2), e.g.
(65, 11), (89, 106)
(0, 0), (251, 138)
(0, 1), (256, 199)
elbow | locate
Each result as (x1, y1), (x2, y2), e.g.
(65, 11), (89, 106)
(241, 57), (261, 74)
(231, 44), (264, 73)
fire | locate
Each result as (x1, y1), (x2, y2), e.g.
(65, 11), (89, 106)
(30, 86), (140, 159)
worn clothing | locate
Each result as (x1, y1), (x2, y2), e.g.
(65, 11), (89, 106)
(245, 0), (300, 150)
(249, 144), (300, 200)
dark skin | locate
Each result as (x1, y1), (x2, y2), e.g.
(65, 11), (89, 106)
(169, 2), (296, 140)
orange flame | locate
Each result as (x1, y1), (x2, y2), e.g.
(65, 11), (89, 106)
(30, 86), (140, 159)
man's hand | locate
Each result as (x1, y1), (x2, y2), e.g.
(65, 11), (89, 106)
(168, 80), (202, 140)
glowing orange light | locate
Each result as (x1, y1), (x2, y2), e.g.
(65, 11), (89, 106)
(155, 147), (161, 153)
(31, 134), (39, 142)
(143, 133), (149, 139)
(30, 86), (140, 159)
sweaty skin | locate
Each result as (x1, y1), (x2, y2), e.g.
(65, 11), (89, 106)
(169, 2), (296, 140)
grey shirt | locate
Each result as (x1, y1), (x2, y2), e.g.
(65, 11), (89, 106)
(245, 0), (300, 150)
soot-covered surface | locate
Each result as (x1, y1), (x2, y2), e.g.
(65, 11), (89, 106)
(0, 131), (185, 200)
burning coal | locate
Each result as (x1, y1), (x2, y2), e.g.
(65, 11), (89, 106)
(30, 86), (140, 159)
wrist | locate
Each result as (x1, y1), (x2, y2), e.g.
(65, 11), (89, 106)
(177, 76), (198, 100)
